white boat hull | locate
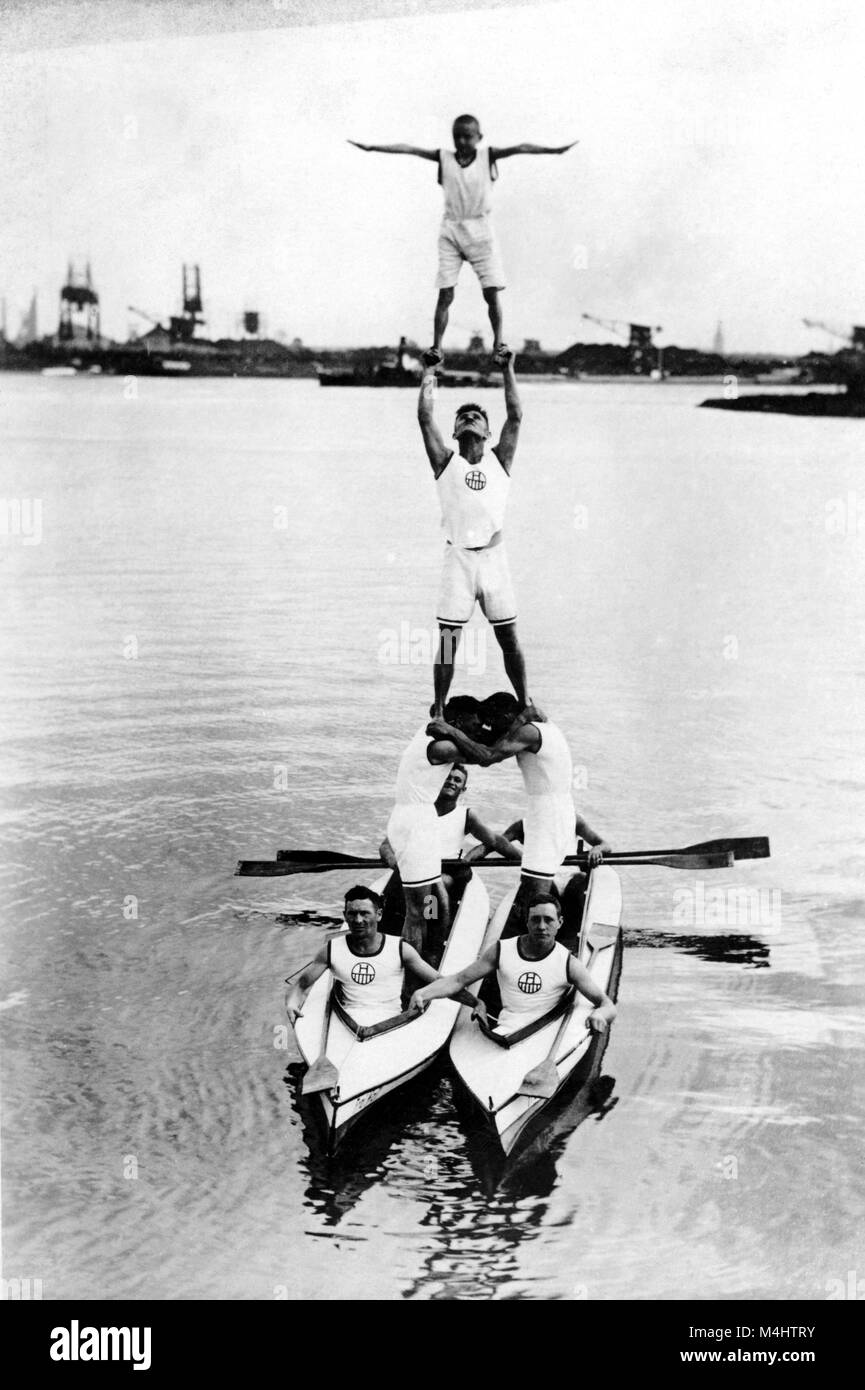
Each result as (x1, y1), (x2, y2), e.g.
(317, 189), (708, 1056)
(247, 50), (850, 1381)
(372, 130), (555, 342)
(449, 865), (623, 1156)
(293, 870), (490, 1152)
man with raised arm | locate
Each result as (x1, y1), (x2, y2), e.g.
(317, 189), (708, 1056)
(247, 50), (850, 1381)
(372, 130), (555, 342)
(418, 346), (531, 718)
(349, 112), (577, 360)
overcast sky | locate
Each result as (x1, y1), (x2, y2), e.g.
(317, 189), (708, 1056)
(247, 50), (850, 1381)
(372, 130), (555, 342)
(2, 0), (863, 353)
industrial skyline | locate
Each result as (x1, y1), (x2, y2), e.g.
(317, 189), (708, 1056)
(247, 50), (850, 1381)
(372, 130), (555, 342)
(1, 1), (863, 356)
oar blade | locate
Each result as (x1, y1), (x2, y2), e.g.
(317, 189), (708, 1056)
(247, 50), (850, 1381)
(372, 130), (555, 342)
(276, 849), (369, 865)
(302, 1057), (339, 1095)
(644, 851), (734, 870)
(517, 1061), (560, 1099)
(236, 858), (380, 876)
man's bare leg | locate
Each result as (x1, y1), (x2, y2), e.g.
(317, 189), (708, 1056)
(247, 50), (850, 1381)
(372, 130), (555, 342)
(482, 287), (504, 355)
(493, 621), (528, 709)
(402, 880), (450, 962)
(433, 623), (462, 717)
(501, 874), (555, 938)
(433, 288), (455, 355)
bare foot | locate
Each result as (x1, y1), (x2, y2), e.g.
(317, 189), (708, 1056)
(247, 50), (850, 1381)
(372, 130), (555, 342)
(492, 344), (513, 369)
(423, 347), (444, 367)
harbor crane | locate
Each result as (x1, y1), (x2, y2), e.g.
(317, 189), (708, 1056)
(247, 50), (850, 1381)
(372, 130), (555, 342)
(802, 318), (865, 351)
(128, 306), (164, 329)
(580, 312), (663, 374)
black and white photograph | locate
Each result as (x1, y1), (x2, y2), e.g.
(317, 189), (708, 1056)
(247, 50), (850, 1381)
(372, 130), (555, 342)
(1, 0), (863, 1334)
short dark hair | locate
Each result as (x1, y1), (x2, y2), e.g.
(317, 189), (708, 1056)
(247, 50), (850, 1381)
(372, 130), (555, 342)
(482, 691), (520, 719)
(344, 885), (383, 911)
(449, 762), (468, 786)
(453, 113), (481, 133)
(526, 892), (562, 917)
(455, 401), (489, 425)
(444, 694), (482, 721)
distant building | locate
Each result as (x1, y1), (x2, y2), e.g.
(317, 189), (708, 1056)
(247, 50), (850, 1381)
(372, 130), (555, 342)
(712, 321), (725, 356)
(467, 331), (485, 354)
(522, 338), (542, 353)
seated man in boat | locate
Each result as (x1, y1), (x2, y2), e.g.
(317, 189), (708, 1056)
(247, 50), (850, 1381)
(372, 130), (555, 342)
(285, 885), (443, 1029)
(386, 695), (495, 960)
(379, 762), (521, 891)
(427, 691), (575, 932)
(409, 894), (617, 1036)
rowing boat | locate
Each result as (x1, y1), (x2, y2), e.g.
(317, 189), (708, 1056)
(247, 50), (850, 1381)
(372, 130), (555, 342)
(448, 864), (623, 1157)
(291, 868), (490, 1154)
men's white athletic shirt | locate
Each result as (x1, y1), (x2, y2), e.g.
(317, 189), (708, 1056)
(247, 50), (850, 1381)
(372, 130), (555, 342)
(516, 721), (573, 795)
(329, 935), (403, 1022)
(497, 938), (572, 1027)
(438, 149), (497, 221)
(394, 724), (453, 805)
(437, 804), (468, 858)
(436, 453), (511, 549)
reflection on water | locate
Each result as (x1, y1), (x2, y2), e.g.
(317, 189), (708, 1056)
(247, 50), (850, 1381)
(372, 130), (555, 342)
(627, 927), (771, 968)
(2, 376), (864, 1300)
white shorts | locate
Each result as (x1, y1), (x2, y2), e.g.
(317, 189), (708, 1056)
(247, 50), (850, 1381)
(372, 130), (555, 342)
(436, 217), (505, 291)
(522, 794), (576, 880)
(436, 541), (517, 628)
(386, 804), (441, 888)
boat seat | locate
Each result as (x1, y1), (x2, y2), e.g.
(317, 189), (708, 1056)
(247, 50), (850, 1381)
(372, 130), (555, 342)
(331, 990), (419, 1041)
(475, 986), (576, 1050)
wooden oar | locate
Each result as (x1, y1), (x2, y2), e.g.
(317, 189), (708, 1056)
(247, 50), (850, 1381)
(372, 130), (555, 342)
(517, 1009), (583, 1100)
(623, 835), (770, 861)
(301, 1056), (339, 1095)
(298, 986), (339, 1096)
(237, 849), (733, 876)
(272, 835), (769, 864)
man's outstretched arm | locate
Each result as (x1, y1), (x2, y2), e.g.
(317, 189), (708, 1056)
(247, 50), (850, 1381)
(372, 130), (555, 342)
(408, 947), (497, 1012)
(417, 360), (450, 475)
(465, 810), (523, 861)
(425, 718), (532, 767)
(574, 814), (612, 865)
(489, 141), (578, 159)
(348, 141), (438, 160)
(493, 348), (522, 472)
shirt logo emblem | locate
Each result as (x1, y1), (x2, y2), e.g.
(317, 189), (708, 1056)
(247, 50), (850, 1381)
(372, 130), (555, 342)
(464, 470), (487, 491)
(351, 962), (376, 985)
(518, 971), (542, 994)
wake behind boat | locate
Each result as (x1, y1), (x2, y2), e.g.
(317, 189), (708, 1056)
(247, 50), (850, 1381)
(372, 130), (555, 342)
(292, 869), (489, 1154)
(449, 864), (624, 1157)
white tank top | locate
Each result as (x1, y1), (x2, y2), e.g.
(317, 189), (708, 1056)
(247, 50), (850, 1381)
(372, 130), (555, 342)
(436, 452), (511, 548)
(517, 721), (573, 796)
(329, 934), (403, 1019)
(497, 938), (571, 1018)
(394, 724), (453, 806)
(438, 148), (497, 221)
(437, 804), (467, 858)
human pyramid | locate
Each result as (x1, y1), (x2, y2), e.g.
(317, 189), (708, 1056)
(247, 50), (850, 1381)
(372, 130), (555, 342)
(287, 115), (617, 1041)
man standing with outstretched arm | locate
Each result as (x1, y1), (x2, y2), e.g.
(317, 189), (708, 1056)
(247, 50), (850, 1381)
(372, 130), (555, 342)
(349, 114), (577, 361)
(418, 347), (531, 718)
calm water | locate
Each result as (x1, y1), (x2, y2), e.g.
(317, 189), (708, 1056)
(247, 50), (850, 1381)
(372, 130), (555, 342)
(1, 373), (863, 1301)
